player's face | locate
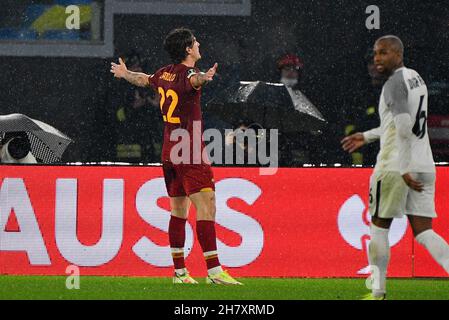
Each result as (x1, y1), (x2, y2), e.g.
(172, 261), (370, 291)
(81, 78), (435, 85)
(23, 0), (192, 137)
(281, 67), (299, 80)
(187, 37), (201, 61)
(373, 41), (401, 76)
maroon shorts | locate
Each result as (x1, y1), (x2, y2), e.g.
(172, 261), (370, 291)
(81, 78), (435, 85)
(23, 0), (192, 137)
(162, 161), (215, 197)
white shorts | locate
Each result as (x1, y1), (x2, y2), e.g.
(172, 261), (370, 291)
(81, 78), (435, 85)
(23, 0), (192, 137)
(368, 171), (437, 219)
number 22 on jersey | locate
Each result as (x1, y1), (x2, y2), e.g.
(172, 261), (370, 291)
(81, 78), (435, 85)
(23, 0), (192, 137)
(158, 87), (180, 124)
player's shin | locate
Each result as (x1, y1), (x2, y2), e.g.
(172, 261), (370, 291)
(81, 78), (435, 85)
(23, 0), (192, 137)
(169, 216), (187, 275)
(196, 220), (223, 275)
(368, 224), (391, 297)
(416, 230), (449, 274)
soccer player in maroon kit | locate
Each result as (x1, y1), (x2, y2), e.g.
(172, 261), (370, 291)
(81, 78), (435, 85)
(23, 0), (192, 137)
(111, 28), (241, 285)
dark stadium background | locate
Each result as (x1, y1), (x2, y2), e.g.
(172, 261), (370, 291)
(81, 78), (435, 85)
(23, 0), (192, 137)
(0, 0), (447, 165)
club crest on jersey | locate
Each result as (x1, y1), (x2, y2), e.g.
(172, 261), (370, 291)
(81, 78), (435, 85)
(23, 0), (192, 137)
(187, 69), (197, 79)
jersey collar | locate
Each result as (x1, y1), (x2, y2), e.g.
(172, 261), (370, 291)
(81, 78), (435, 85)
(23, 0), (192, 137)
(394, 66), (406, 73)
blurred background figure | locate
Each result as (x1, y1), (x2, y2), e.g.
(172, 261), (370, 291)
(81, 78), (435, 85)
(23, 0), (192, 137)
(343, 49), (387, 166)
(224, 120), (261, 166)
(278, 53), (304, 90)
(202, 33), (242, 135)
(98, 50), (162, 163)
(276, 53), (323, 166)
(207, 78), (326, 167)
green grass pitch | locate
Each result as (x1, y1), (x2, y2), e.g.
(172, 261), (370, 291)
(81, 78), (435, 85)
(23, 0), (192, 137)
(0, 276), (448, 300)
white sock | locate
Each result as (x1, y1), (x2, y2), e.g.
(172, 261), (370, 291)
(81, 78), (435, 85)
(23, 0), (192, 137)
(208, 266), (223, 276)
(368, 224), (390, 297)
(175, 268), (187, 276)
(416, 230), (449, 274)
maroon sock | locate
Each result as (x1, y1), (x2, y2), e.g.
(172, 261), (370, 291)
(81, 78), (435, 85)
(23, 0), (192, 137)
(196, 220), (221, 270)
(169, 216), (187, 270)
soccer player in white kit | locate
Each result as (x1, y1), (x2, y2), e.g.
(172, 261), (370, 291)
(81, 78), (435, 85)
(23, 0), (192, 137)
(342, 35), (449, 300)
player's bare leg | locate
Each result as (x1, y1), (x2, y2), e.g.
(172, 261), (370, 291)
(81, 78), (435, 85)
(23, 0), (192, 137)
(169, 196), (197, 284)
(409, 215), (449, 274)
(189, 190), (216, 222)
(170, 196), (190, 219)
(189, 191), (242, 285)
(366, 216), (393, 299)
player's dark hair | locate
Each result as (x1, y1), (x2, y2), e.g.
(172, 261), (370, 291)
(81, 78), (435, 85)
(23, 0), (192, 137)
(163, 28), (195, 64)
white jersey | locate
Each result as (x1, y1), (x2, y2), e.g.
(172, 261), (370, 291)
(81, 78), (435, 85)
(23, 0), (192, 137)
(365, 67), (435, 174)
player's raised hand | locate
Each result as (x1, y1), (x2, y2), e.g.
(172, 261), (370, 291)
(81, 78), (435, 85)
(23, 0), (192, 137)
(341, 132), (366, 153)
(191, 63), (219, 88)
(204, 63), (218, 81)
(402, 173), (424, 192)
(111, 57), (128, 79)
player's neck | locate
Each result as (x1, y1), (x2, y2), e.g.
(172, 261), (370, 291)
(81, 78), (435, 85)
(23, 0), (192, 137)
(181, 57), (196, 68)
(387, 63), (405, 77)
(391, 62), (405, 73)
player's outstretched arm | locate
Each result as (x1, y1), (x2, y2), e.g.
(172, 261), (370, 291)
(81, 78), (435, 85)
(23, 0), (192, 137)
(110, 58), (150, 88)
(190, 63), (218, 89)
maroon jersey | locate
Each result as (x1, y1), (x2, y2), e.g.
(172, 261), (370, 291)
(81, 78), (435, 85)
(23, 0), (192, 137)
(148, 64), (206, 163)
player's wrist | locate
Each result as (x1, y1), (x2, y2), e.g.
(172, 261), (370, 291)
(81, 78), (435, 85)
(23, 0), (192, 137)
(362, 132), (372, 144)
(198, 72), (208, 82)
(123, 70), (132, 79)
